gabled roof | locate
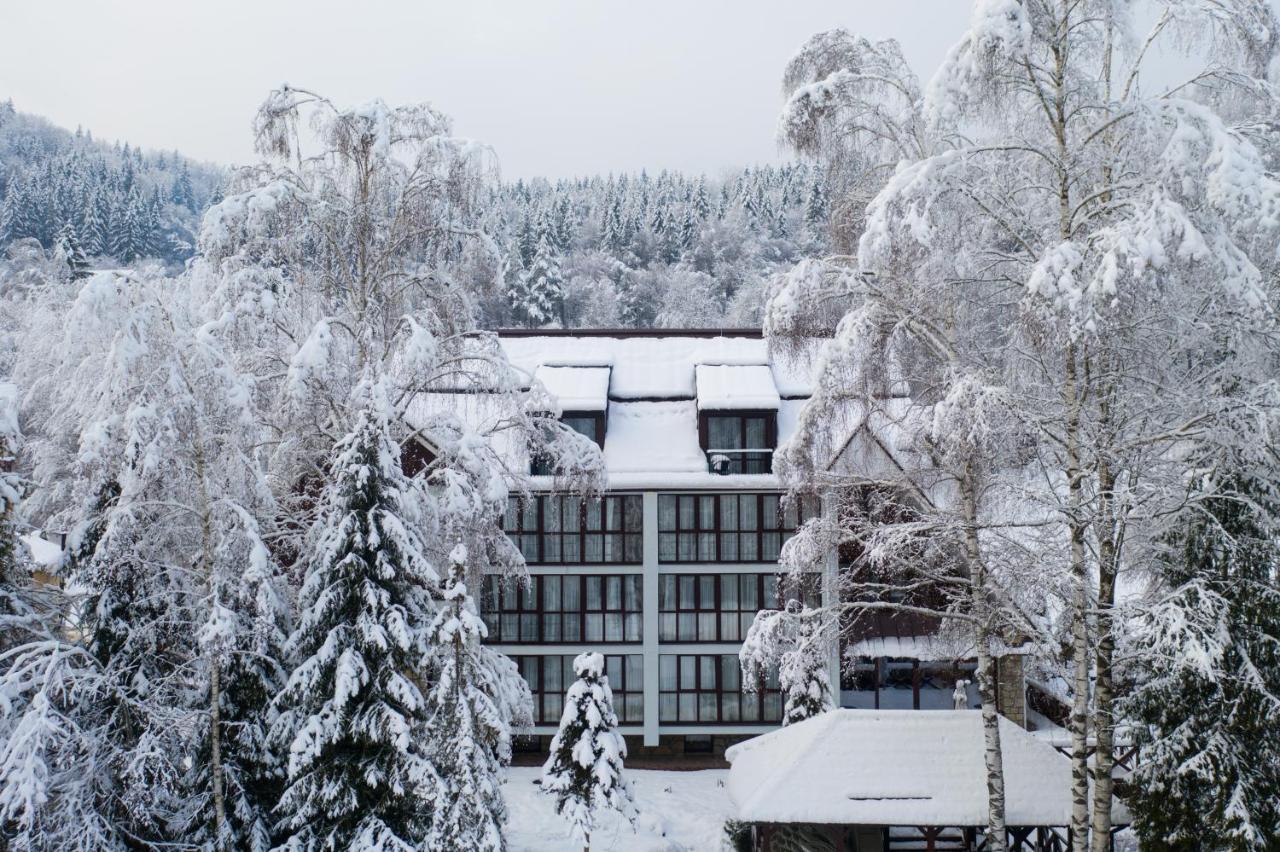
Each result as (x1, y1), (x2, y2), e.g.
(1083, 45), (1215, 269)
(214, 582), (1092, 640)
(726, 710), (1122, 828)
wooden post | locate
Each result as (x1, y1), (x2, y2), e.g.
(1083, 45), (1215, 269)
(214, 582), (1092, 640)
(912, 661), (922, 709)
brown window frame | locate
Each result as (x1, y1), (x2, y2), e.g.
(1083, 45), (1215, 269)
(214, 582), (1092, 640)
(699, 409), (777, 474)
(505, 494), (644, 565)
(511, 653), (644, 725)
(657, 492), (819, 564)
(658, 572), (821, 643)
(481, 573), (643, 644)
(531, 410), (606, 475)
(658, 653), (782, 724)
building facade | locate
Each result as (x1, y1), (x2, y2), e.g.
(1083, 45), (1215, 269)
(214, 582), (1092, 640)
(474, 330), (828, 754)
(468, 329), (1024, 756)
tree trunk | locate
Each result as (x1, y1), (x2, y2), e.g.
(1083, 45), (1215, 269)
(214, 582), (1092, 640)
(963, 472), (1007, 852)
(1089, 456), (1119, 850)
(1066, 355), (1091, 850)
(210, 656), (228, 844)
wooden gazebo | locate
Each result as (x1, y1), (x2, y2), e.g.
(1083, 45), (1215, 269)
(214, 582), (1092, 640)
(725, 710), (1128, 851)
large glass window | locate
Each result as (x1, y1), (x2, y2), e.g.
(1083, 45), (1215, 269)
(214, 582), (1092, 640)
(658, 654), (782, 723)
(657, 493), (819, 563)
(481, 574), (642, 644)
(512, 654), (643, 724)
(505, 494), (643, 564)
(703, 413), (773, 474)
(658, 572), (820, 642)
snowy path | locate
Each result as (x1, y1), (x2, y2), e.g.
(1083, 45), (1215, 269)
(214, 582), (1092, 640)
(504, 766), (733, 851)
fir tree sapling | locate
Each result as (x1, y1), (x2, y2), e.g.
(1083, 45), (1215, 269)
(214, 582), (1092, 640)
(424, 545), (509, 851)
(540, 651), (637, 851)
(740, 599), (834, 727)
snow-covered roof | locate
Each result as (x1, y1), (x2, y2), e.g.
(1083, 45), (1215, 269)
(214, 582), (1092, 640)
(695, 365), (780, 411)
(499, 333), (818, 401)
(497, 333), (819, 488)
(846, 635), (1032, 662)
(533, 365), (610, 412)
(726, 710), (1124, 827)
(21, 533), (62, 570)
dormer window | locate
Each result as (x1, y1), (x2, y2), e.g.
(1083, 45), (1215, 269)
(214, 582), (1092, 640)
(531, 410), (605, 475)
(694, 364), (780, 475)
(530, 364), (611, 476)
(701, 412), (776, 474)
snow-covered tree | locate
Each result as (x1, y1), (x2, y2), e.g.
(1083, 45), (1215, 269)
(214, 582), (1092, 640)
(769, 5), (1280, 848)
(740, 599), (834, 727)
(540, 651), (636, 852)
(1124, 437), (1280, 850)
(424, 546), (509, 851)
(508, 232), (565, 326)
(271, 378), (440, 851)
(52, 224), (89, 280)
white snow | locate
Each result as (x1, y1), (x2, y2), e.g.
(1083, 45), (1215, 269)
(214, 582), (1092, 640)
(19, 533), (62, 569)
(500, 335), (817, 400)
(534, 366), (611, 412)
(504, 766), (732, 851)
(602, 402), (706, 475)
(726, 709), (1096, 827)
(695, 365), (780, 411)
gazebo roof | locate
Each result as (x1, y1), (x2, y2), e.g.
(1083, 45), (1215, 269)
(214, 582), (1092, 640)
(726, 710), (1119, 828)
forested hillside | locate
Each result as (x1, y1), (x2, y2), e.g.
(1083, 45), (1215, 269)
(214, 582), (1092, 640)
(0, 100), (224, 267)
(484, 165), (827, 328)
(0, 98), (828, 324)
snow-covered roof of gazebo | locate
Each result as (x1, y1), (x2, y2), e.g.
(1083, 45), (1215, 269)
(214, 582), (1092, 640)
(726, 710), (1124, 828)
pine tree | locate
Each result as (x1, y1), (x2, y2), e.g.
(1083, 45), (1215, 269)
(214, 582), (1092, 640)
(779, 603), (833, 726)
(740, 600), (834, 728)
(1125, 465), (1280, 850)
(54, 223), (90, 279)
(272, 379), (440, 852)
(177, 530), (290, 852)
(424, 547), (509, 851)
(540, 651), (637, 851)
(508, 233), (564, 326)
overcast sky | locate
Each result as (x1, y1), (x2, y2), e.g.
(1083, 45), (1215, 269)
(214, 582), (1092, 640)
(1, 1), (986, 178)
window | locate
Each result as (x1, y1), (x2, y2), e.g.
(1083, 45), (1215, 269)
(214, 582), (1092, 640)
(504, 494), (643, 564)
(702, 412), (774, 474)
(658, 654), (782, 724)
(481, 574), (643, 643)
(657, 493), (819, 563)
(531, 412), (604, 475)
(512, 654), (643, 724)
(658, 572), (820, 642)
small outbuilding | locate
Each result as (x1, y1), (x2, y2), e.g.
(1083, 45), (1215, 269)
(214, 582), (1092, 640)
(725, 709), (1127, 851)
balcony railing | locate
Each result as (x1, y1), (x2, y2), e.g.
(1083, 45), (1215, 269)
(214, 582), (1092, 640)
(705, 448), (773, 475)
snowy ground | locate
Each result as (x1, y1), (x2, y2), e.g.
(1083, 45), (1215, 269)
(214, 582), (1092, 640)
(504, 766), (733, 851)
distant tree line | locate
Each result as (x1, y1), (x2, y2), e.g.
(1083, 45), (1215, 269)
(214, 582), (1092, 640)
(0, 99), (224, 267)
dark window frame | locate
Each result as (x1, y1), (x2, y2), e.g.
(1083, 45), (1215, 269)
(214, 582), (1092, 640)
(698, 409), (777, 474)
(658, 572), (821, 643)
(658, 653), (783, 724)
(657, 492), (819, 564)
(481, 573), (643, 644)
(512, 653), (644, 725)
(531, 410), (606, 475)
(505, 494), (644, 565)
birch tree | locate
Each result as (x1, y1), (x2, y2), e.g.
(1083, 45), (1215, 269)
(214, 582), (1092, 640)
(767, 4), (1280, 849)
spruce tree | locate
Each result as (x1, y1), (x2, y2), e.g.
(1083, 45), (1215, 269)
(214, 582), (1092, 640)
(177, 536), (290, 852)
(779, 602), (833, 726)
(540, 651), (637, 851)
(509, 233), (564, 326)
(54, 223), (90, 279)
(424, 547), (509, 851)
(1125, 466), (1280, 850)
(272, 381), (440, 852)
